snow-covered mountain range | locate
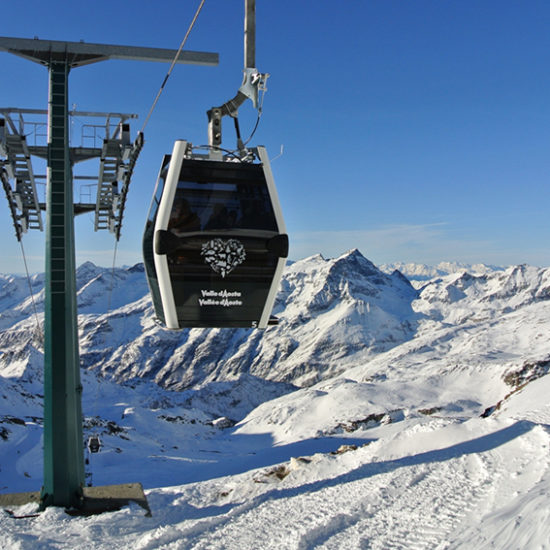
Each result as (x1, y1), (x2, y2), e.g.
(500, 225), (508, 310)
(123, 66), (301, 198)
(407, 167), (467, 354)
(1, 250), (420, 392)
(1, 250), (550, 548)
(380, 260), (504, 283)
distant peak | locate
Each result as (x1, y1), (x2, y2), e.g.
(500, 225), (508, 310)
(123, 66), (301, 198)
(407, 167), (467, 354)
(342, 247), (363, 257)
(335, 248), (377, 269)
(77, 260), (97, 271)
(128, 263), (145, 273)
(307, 253), (326, 262)
(327, 249), (387, 283)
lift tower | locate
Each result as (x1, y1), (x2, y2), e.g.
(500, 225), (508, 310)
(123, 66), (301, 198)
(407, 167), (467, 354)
(0, 36), (218, 510)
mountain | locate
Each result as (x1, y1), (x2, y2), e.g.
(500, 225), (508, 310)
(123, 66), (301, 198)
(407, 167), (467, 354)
(238, 262), (550, 443)
(380, 260), (504, 285)
(1, 252), (545, 395)
(1, 250), (419, 390)
(2, 252), (550, 548)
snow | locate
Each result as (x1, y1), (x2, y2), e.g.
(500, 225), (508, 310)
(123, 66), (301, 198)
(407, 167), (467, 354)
(380, 260), (505, 287)
(1, 253), (550, 548)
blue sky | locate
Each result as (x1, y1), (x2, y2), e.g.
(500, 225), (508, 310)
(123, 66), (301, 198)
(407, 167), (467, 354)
(1, 0), (550, 273)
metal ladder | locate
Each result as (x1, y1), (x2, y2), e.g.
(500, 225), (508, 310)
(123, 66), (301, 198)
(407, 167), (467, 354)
(0, 121), (43, 235)
(94, 123), (143, 239)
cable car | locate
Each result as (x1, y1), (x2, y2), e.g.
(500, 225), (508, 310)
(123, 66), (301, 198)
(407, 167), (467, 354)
(87, 434), (101, 454)
(143, 140), (288, 329)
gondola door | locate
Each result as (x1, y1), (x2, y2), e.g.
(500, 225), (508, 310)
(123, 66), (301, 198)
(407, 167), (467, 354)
(145, 140), (288, 329)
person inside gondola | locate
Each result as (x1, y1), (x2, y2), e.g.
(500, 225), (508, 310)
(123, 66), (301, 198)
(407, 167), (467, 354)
(239, 198), (271, 229)
(205, 204), (230, 230)
(169, 198), (200, 234)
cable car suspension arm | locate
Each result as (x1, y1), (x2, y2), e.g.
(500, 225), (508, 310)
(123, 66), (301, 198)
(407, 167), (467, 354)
(207, 0), (268, 154)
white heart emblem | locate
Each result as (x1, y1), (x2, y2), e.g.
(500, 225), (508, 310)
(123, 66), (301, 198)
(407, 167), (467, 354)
(201, 238), (246, 278)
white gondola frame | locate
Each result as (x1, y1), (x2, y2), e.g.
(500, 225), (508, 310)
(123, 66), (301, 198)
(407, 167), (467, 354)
(153, 140), (188, 329)
(256, 146), (286, 328)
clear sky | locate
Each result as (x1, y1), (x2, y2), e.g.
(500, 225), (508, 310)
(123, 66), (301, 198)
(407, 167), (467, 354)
(1, 0), (550, 274)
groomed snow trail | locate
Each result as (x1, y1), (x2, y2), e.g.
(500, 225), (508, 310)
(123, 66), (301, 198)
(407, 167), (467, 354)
(1, 417), (550, 549)
(125, 419), (550, 550)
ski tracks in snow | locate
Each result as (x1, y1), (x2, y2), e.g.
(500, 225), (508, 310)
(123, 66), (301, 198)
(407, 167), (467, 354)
(136, 420), (550, 550)
(2, 420), (548, 549)
(310, 453), (495, 549)
(307, 422), (549, 550)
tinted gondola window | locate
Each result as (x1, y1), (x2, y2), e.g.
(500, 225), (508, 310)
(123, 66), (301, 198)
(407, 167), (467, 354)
(168, 160), (278, 234)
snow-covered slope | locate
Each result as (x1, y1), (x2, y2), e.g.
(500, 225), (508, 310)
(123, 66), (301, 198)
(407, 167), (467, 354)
(1, 252), (550, 548)
(1, 250), (419, 389)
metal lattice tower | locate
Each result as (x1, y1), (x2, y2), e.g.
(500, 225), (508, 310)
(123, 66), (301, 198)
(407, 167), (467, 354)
(0, 36), (218, 510)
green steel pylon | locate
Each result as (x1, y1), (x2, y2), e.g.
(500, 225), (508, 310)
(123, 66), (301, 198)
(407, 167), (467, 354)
(0, 36), (218, 510)
(41, 60), (85, 508)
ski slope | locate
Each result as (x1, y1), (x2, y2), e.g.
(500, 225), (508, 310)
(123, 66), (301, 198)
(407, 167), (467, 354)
(2, 375), (550, 549)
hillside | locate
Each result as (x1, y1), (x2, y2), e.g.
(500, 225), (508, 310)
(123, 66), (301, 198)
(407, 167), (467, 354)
(1, 251), (550, 548)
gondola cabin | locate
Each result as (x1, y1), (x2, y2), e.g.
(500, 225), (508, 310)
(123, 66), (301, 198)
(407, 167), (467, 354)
(143, 141), (288, 329)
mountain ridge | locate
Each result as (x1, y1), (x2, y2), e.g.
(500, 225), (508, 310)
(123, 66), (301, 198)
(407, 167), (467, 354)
(2, 251), (550, 548)
(0, 251), (546, 394)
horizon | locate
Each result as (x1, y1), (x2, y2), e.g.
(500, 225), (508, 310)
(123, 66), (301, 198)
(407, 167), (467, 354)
(0, 248), (515, 278)
(1, 1), (549, 273)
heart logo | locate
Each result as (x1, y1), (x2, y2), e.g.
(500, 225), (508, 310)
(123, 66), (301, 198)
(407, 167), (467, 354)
(201, 238), (246, 278)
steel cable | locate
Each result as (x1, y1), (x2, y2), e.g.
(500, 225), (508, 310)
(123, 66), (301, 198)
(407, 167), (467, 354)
(140, 0), (207, 133)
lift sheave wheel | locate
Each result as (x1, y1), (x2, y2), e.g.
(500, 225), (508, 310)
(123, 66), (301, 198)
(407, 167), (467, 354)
(143, 141), (288, 329)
